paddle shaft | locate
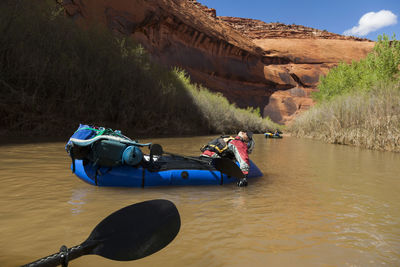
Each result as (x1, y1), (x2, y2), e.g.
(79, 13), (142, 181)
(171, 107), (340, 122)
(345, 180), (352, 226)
(21, 242), (95, 267)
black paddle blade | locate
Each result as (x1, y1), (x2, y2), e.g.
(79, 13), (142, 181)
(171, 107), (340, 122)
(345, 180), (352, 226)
(150, 144), (164, 156)
(213, 158), (245, 179)
(83, 199), (180, 261)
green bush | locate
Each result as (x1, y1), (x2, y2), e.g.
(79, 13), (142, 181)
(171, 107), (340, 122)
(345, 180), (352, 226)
(313, 34), (400, 102)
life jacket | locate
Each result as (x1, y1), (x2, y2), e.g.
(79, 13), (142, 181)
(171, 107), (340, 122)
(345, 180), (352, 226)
(200, 135), (235, 158)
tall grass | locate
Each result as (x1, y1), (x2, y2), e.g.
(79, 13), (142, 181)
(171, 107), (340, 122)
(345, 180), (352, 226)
(290, 83), (400, 152)
(174, 69), (280, 134)
(0, 0), (274, 138)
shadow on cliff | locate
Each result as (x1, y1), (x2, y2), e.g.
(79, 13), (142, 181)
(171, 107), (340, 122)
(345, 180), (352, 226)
(0, 1), (206, 140)
(0, 1), (278, 143)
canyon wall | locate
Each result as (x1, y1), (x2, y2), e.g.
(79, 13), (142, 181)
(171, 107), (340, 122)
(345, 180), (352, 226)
(62, 0), (374, 124)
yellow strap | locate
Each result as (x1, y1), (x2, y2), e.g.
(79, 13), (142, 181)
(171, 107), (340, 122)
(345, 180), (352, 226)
(209, 144), (228, 153)
(207, 136), (234, 154)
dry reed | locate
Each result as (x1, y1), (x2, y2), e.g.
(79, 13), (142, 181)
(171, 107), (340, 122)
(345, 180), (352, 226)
(289, 83), (400, 152)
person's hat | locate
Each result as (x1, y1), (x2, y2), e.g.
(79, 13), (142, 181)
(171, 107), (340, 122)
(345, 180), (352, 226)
(245, 131), (253, 140)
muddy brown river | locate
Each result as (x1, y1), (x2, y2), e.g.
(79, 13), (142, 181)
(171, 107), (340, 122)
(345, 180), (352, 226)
(0, 135), (399, 266)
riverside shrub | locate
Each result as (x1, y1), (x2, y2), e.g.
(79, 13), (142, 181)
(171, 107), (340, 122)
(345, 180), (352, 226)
(290, 35), (400, 152)
(173, 69), (280, 134)
(290, 83), (400, 152)
(313, 34), (400, 102)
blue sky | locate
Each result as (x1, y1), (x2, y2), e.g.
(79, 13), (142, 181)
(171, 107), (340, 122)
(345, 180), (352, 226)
(197, 0), (400, 41)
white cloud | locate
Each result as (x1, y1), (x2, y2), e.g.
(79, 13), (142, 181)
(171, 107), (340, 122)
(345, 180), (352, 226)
(343, 10), (397, 36)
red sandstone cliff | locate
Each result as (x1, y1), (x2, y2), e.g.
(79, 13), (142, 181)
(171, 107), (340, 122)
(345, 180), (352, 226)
(62, 0), (374, 124)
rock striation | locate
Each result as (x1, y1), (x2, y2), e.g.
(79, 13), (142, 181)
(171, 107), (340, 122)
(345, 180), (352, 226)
(62, 0), (375, 124)
(220, 17), (370, 41)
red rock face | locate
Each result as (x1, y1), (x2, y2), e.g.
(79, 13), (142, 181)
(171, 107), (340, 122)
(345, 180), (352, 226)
(62, 0), (374, 124)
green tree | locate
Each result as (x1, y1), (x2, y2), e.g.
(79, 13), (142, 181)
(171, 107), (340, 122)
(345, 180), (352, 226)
(313, 34), (400, 102)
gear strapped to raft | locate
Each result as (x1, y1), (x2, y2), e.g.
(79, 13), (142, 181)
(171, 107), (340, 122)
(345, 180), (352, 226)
(66, 124), (151, 173)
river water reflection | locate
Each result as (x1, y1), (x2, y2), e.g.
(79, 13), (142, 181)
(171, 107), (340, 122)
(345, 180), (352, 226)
(0, 135), (399, 266)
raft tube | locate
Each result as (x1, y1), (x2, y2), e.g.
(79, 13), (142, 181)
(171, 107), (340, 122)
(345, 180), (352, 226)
(72, 155), (263, 187)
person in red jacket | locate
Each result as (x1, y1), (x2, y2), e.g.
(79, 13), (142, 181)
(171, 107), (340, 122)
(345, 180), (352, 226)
(201, 131), (255, 187)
